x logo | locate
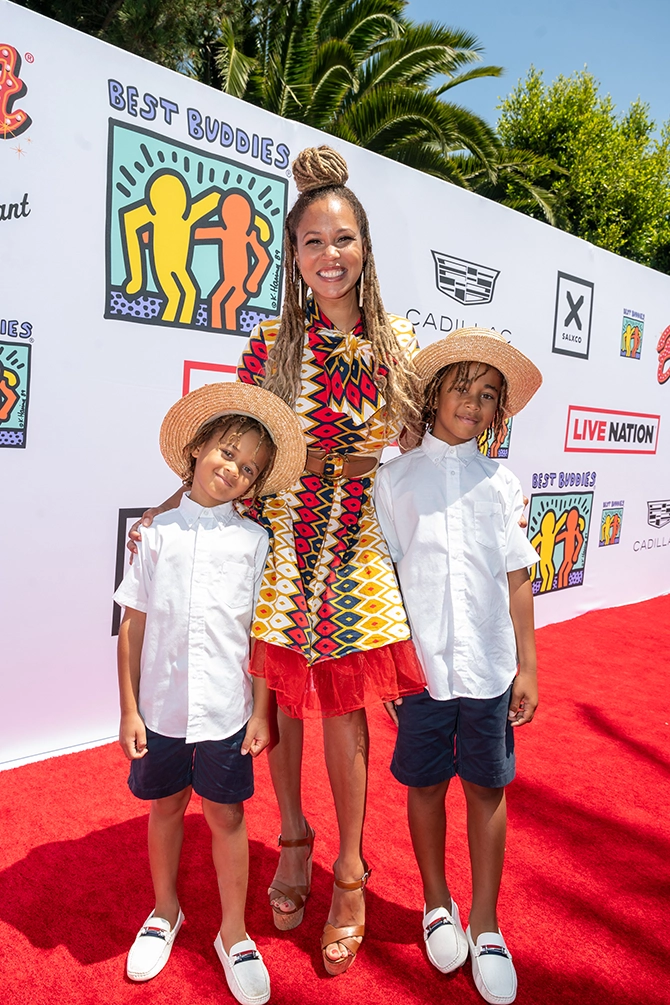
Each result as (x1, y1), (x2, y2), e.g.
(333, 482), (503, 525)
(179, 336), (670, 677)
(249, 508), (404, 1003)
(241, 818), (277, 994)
(564, 292), (584, 329)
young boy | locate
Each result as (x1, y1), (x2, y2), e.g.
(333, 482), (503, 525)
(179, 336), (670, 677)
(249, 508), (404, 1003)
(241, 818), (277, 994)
(114, 382), (305, 1005)
(374, 328), (542, 1005)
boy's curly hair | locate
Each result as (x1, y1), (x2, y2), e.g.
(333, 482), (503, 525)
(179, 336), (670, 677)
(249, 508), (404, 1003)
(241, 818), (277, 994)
(182, 413), (276, 496)
(420, 361), (508, 442)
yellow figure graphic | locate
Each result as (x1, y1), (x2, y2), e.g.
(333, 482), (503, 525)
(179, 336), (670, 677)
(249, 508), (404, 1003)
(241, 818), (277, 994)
(0, 365), (19, 422)
(530, 510), (567, 593)
(121, 171), (221, 325)
(194, 192), (272, 331)
(600, 511), (613, 545)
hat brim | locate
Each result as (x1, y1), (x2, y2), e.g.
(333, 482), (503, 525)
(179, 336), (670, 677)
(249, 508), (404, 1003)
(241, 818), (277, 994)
(160, 383), (306, 496)
(414, 328), (542, 415)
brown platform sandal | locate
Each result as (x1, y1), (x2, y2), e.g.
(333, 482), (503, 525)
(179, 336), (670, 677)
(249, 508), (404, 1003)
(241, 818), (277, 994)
(320, 865), (372, 976)
(268, 820), (315, 931)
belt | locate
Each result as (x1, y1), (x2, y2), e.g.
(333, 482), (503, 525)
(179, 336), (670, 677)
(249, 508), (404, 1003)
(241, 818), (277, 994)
(304, 449), (379, 479)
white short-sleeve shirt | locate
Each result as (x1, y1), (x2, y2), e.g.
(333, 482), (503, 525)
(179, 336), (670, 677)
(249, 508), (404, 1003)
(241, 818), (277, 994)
(373, 432), (538, 701)
(114, 493), (269, 742)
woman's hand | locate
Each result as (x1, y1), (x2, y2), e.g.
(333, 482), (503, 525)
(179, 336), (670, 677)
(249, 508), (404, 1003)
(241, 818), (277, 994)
(383, 697), (402, 727)
(127, 487), (186, 558)
(519, 495), (529, 530)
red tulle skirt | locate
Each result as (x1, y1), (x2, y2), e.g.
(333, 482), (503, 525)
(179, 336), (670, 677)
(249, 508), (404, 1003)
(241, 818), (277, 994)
(250, 639), (426, 719)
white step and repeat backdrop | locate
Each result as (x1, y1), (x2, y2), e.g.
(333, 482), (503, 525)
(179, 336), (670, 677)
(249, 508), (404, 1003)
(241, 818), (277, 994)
(2, 1), (669, 766)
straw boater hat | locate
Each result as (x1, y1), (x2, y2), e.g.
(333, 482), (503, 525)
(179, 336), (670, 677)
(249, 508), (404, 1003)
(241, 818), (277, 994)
(414, 327), (543, 415)
(160, 383), (306, 496)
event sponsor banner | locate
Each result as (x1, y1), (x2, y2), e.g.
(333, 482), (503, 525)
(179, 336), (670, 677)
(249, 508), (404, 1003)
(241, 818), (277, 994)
(1, 0), (669, 765)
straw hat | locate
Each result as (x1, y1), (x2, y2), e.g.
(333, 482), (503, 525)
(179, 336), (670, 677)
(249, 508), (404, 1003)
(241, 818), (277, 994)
(414, 327), (542, 415)
(160, 383), (306, 496)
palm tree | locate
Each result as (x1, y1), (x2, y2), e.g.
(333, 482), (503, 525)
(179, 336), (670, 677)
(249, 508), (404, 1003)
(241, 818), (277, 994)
(214, 0), (504, 185)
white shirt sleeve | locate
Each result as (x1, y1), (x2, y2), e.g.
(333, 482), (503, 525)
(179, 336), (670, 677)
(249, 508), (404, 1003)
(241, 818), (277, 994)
(113, 528), (155, 613)
(504, 475), (541, 573)
(373, 466), (403, 563)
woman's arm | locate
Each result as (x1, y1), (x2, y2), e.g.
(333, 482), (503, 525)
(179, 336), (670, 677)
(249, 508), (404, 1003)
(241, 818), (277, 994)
(127, 485), (186, 556)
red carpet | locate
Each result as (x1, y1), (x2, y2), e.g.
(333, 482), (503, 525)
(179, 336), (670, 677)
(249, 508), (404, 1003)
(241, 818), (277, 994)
(2, 596), (669, 1004)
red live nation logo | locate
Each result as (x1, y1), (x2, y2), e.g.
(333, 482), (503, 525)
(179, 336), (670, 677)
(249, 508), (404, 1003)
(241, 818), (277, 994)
(565, 406), (660, 454)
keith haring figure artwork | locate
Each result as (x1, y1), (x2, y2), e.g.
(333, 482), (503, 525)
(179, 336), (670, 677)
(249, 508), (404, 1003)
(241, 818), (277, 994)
(527, 491), (593, 595)
(0, 342), (31, 448)
(620, 310), (644, 360)
(106, 121), (287, 335)
(477, 416), (512, 459)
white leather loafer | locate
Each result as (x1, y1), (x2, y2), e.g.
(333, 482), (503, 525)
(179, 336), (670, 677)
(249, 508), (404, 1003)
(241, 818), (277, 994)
(126, 908), (184, 982)
(214, 933), (271, 1005)
(466, 926), (517, 1004)
(423, 901), (469, 973)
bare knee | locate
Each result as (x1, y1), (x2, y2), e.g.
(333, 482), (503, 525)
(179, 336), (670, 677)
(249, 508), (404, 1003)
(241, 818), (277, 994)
(461, 780), (505, 808)
(409, 780), (450, 806)
(151, 787), (191, 819)
(202, 798), (245, 835)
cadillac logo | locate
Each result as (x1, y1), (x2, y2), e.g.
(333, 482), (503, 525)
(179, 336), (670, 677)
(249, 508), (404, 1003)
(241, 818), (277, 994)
(431, 251), (500, 306)
(647, 500), (670, 528)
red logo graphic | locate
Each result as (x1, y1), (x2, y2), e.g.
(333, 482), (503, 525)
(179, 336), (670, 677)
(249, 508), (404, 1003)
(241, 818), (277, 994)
(564, 405), (660, 455)
(0, 44), (32, 140)
(657, 325), (670, 384)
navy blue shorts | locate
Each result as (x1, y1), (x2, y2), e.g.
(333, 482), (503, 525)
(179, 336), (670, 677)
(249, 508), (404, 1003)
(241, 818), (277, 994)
(391, 685), (515, 789)
(128, 724), (254, 804)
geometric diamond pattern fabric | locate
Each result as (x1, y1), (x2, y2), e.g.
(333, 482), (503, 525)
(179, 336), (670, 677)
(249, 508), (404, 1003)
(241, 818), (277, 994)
(238, 299), (418, 670)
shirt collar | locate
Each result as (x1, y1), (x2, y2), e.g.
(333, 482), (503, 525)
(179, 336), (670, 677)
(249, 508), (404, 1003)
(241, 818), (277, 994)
(179, 492), (235, 528)
(420, 430), (480, 467)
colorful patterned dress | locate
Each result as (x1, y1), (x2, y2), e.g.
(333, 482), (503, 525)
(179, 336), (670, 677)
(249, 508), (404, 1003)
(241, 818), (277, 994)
(238, 297), (425, 718)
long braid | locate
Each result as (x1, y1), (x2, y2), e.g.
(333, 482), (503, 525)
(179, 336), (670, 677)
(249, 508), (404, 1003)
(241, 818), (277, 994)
(262, 146), (419, 430)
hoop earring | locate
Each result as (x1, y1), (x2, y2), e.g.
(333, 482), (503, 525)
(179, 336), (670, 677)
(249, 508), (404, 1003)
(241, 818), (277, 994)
(358, 265), (365, 307)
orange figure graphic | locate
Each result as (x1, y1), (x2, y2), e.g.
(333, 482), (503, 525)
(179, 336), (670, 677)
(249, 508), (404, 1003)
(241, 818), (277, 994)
(121, 171), (221, 325)
(194, 192), (272, 331)
(530, 509), (567, 593)
(629, 325), (642, 358)
(609, 511), (621, 544)
(0, 364), (19, 421)
(488, 416), (509, 457)
(554, 507), (584, 589)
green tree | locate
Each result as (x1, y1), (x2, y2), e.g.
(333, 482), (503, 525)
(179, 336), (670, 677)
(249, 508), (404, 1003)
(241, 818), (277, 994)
(497, 68), (670, 272)
(18, 0), (508, 185)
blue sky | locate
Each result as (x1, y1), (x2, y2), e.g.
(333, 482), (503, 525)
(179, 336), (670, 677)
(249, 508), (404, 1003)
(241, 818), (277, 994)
(406, 0), (670, 133)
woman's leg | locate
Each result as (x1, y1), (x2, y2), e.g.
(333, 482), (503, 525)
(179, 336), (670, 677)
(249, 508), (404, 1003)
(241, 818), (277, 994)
(267, 707), (309, 913)
(461, 781), (507, 940)
(322, 708), (369, 963)
(148, 786), (192, 927)
(202, 798), (248, 951)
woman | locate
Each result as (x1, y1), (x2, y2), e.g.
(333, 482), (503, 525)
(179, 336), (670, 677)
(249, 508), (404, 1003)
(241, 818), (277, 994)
(132, 145), (425, 975)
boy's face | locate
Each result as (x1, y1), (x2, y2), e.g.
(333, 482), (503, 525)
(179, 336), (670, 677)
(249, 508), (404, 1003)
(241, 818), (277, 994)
(432, 362), (503, 446)
(189, 429), (271, 507)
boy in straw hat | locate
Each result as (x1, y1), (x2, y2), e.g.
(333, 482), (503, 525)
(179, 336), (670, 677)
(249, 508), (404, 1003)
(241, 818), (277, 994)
(374, 328), (542, 1005)
(114, 383), (305, 1004)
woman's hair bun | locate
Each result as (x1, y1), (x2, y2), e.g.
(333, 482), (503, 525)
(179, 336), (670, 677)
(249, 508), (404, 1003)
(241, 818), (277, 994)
(292, 145), (349, 194)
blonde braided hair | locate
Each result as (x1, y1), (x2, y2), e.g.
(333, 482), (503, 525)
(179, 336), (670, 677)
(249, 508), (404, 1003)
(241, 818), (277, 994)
(262, 145), (419, 430)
